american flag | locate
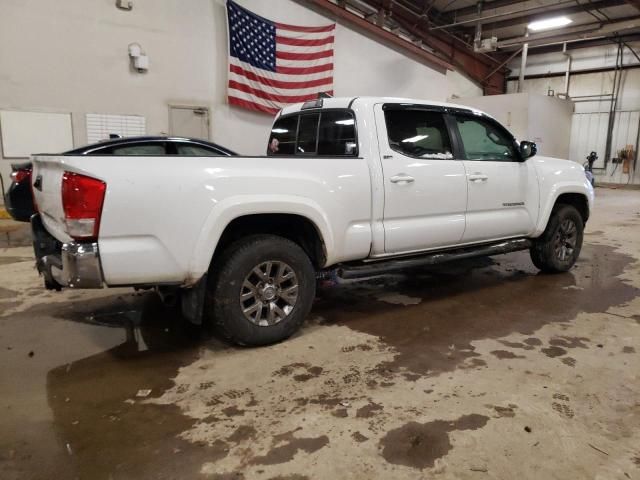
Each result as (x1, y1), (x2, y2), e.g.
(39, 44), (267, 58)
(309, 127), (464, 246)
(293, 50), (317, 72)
(226, 0), (335, 115)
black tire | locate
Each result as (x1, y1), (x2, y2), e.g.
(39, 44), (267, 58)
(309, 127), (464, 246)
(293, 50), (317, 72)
(530, 204), (584, 273)
(206, 234), (316, 346)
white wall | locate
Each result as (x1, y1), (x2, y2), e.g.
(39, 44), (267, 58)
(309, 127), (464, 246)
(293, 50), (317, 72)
(507, 42), (640, 185)
(455, 93), (573, 159)
(0, 0), (481, 202)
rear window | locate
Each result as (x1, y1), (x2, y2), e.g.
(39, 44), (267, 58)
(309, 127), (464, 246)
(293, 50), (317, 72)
(268, 110), (357, 157)
(296, 114), (319, 154)
(268, 116), (297, 155)
(318, 111), (357, 156)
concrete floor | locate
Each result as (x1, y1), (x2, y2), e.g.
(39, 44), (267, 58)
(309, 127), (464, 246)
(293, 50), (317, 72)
(1, 188), (639, 480)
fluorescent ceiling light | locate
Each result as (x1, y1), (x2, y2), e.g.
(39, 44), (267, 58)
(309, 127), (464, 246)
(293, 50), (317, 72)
(271, 128), (288, 133)
(528, 16), (572, 32)
(335, 119), (354, 125)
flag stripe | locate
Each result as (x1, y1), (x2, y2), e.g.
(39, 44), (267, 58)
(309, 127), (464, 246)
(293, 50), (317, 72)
(230, 64), (333, 89)
(276, 30), (336, 41)
(229, 80), (329, 103)
(275, 63), (334, 75)
(229, 95), (280, 115)
(275, 22), (335, 33)
(276, 41), (333, 53)
(229, 72), (332, 96)
(275, 49), (333, 61)
(231, 57), (333, 80)
(276, 35), (335, 47)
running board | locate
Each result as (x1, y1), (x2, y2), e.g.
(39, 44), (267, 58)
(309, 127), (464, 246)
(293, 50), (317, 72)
(336, 238), (533, 280)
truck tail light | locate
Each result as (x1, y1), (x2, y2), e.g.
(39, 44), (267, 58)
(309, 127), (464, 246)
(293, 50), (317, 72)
(61, 172), (106, 242)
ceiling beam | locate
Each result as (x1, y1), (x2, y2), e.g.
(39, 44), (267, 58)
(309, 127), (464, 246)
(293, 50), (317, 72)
(523, 32), (640, 55)
(444, 0), (527, 18)
(475, 0), (628, 32)
(304, 0), (454, 72)
(306, 0), (508, 93)
(498, 16), (640, 49)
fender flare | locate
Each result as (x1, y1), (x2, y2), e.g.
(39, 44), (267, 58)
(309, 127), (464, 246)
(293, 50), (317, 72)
(187, 194), (334, 282)
(533, 181), (592, 237)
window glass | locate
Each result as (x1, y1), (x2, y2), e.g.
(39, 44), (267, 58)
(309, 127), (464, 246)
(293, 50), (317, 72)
(111, 143), (166, 155)
(384, 109), (453, 159)
(296, 114), (319, 154)
(455, 116), (516, 161)
(318, 111), (357, 156)
(176, 144), (221, 156)
(268, 116), (297, 155)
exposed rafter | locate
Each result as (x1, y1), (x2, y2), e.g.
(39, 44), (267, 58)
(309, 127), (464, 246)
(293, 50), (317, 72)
(304, 0), (454, 72)
(436, 0), (527, 19)
(303, 0), (509, 94)
(471, 0), (627, 32)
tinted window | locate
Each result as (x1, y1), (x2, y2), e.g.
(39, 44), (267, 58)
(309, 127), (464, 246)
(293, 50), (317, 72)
(268, 116), (297, 155)
(455, 115), (516, 161)
(176, 144), (222, 156)
(296, 114), (319, 154)
(111, 143), (166, 155)
(384, 109), (453, 159)
(318, 111), (357, 156)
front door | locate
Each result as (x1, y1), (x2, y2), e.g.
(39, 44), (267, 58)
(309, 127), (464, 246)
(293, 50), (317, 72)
(375, 104), (467, 254)
(451, 113), (538, 243)
(169, 105), (210, 140)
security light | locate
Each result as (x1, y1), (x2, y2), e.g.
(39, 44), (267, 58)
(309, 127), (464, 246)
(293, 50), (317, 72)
(528, 16), (572, 32)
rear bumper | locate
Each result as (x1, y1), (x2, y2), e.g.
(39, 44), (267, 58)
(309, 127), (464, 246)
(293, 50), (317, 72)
(31, 214), (104, 289)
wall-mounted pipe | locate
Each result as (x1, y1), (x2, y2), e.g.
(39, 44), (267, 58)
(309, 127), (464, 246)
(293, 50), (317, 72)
(603, 42), (623, 168)
(518, 33), (529, 93)
(562, 42), (572, 96)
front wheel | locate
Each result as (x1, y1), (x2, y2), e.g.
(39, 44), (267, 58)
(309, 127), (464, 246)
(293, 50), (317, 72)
(206, 235), (316, 346)
(530, 204), (584, 273)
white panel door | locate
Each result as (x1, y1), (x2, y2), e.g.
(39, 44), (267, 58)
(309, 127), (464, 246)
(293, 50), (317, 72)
(375, 105), (467, 254)
(169, 106), (209, 140)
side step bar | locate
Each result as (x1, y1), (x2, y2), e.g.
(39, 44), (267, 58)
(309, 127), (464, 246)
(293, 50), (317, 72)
(336, 238), (533, 280)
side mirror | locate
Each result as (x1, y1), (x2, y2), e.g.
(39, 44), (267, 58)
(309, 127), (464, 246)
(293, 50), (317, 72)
(519, 140), (537, 160)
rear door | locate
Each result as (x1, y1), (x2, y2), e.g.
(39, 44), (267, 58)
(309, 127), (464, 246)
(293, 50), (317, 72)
(374, 104), (467, 254)
(451, 113), (538, 243)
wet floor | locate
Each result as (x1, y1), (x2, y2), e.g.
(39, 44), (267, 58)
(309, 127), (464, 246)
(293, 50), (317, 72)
(1, 188), (640, 479)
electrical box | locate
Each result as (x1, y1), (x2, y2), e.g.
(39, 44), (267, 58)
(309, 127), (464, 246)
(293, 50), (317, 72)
(134, 55), (149, 71)
(474, 37), (498, 53)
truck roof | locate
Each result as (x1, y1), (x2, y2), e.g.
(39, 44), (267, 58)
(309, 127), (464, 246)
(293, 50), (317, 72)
(279, 96), (481, 116)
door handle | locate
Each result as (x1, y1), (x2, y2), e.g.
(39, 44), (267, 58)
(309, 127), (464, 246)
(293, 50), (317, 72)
(390, 174), (415, 184)
(468, 173), (488, 182)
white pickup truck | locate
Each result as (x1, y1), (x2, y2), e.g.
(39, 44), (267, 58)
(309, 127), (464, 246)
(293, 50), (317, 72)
(31, 96), (594, 345)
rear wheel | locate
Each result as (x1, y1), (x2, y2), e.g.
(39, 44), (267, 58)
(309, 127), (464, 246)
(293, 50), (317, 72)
(207, 235), (316, 346)
(530, 204), (584, 273)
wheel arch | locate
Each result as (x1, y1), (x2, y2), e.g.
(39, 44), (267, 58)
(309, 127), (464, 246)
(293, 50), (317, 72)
(187, 198), (333, 284)
(534, 185), (591, 237)
(211, 213), (327, 270)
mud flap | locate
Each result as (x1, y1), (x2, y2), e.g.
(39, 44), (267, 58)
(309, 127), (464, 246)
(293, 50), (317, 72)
(181, 274), (207, 325)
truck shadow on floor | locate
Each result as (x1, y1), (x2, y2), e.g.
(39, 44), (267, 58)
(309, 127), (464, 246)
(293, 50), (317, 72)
(313, 243), (637, 377)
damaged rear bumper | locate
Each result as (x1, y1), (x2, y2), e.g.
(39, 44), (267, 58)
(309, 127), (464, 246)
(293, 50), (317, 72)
(31, 214), (104, 289)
